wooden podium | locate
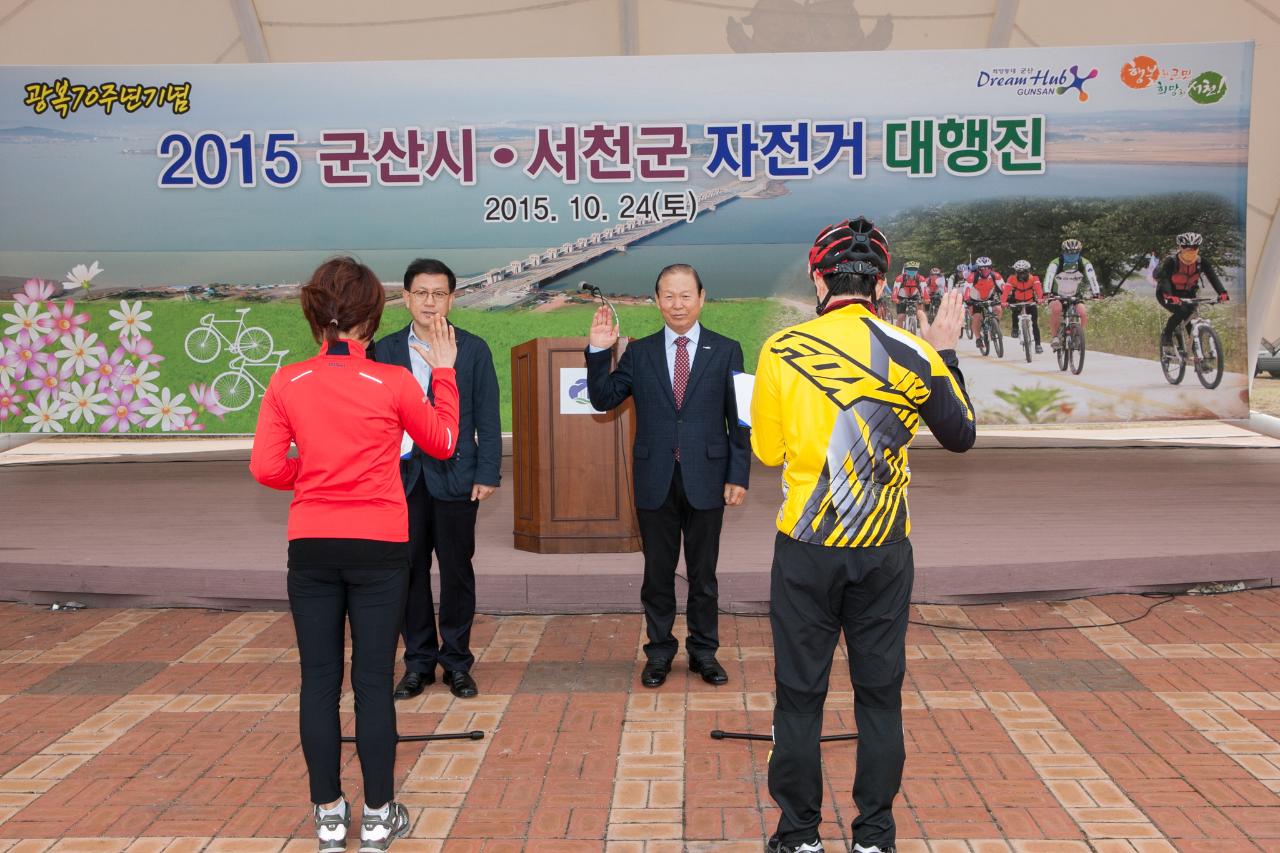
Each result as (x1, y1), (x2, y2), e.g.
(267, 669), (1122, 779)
(511, 337), (641, 554)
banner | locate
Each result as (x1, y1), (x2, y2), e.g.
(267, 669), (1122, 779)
(0, 42), (1253, 434)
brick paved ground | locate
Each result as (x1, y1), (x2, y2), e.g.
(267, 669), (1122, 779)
(1, 591), (1279, 852)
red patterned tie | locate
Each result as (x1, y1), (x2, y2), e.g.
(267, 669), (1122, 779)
(673, 336), (690, 409)
(673, 336), (690, 461)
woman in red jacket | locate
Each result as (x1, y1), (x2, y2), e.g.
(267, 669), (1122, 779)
(250, 257), (459, 853)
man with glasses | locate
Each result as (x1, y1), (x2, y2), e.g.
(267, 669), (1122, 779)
(376, 258), (501, 700)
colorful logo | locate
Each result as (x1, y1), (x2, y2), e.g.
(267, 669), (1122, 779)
(1121, 55), (1160, 89)
(568, 377), (592, 405)
(1055, 65), (1098, 102)
(1188, 70), (1227, 104)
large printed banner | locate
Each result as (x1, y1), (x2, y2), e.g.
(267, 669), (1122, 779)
(0, 42), (1253, 434)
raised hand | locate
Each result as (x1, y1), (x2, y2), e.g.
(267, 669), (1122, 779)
(589, 304), (619, 349)
(920, 289), (965, 352)
(411, 315), (457, 369)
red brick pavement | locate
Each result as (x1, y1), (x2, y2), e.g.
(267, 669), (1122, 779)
(0, 591), (1278, 851)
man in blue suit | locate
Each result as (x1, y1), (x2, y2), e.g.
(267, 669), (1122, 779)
(376, 258), (501, 700)
(586, 264), (750, 688)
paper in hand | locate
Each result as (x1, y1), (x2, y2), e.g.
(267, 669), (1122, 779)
(732, 371), (755, 428)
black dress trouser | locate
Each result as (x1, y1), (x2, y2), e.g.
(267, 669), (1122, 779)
(635, 463), (724, 662)
(768, 532), (914, 850)
(403, 470), (479, 674)
(288, 546), (408, 809)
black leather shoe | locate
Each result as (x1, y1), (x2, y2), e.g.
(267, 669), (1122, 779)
(393, 670), (434, 700)
(690, 657), (728, 685)
(443, 670), (478, 699)
(640, 659), (672, 688)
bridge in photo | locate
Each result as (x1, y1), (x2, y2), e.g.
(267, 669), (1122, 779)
(452, 179), (774, 309)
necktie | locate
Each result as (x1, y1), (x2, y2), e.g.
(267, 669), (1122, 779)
(673, 336), (690, 461)
(673, 336), (690, 409)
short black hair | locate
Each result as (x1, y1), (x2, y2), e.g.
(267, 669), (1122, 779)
(654, 263), (704, 294)
(403, 258), (457, 292)
(823, 270), (880, 299)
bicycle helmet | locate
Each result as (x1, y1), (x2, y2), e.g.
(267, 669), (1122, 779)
(955, 264), (968, 276)
(904, 261), (921, 272)
(809, 216), (890, 276)
(1012, 259), (1031, 272)
(930, 267), (942, 275)
(975, 256), (993, 268)
(1061, 238), (1083, 253)
(1176, 231), (1203, 248)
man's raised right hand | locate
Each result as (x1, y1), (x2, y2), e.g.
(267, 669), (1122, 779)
(589, 305), (619, 349)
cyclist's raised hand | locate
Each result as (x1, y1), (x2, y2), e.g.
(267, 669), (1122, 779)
(412, 315), (457, 370)
(920, 290), (964, 352)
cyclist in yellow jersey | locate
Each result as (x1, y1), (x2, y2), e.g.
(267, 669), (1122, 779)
(752, 216), (975, 853)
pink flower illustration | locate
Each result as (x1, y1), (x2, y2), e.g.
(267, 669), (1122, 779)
(100, 385), (143, 433)
(14, 279), (55, 307)
(2, 302), (52, 346)
(188, 382), (229, 417)
(90, 345), (129, 390)
(0, 379), (23, 420)
(119, 360), (160, 396)
(140, 387), (192, 431)
(20, 357), (64, 399)
(44, 300), (90, 343)
(122, 335), (164, 365)
(54, 328), (104, 377)
(22, 394), (68, 433)
(61, 380), (111, 426)
(177, 411), (205, 431)
(3, 341), (52, 383)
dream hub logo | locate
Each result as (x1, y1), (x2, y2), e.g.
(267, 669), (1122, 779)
(1056, 65), (1099, 102)
(976, 63), (1098, 101)
(568, 377), (592, 406)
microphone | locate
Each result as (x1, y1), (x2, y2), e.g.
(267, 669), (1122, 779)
(580, 281), (619, 329)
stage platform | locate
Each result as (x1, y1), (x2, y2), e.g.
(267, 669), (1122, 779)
(1, 427), (1277, 610)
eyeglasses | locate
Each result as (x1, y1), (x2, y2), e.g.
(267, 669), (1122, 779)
(408, 289), (452, 303)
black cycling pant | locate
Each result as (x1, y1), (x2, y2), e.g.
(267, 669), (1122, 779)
(288, 558), (408, 808)
(1008, 305), (1041, 344)
(1158, 292), (1197, 346)
(768, 533), (913, 850)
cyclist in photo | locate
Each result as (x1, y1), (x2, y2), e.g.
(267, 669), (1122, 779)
(1002, 259), (1045, 354)
(1044, 238), (1101, 351)
(1155, 232), (1228, 358)
(924, 266), (946, 318)
(892, 261), (925, 327)
(964, 256), (1004, 339)
(948, 263), (969, 293)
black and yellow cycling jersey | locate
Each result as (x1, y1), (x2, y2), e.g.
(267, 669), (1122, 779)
(751, 302), (975, 547)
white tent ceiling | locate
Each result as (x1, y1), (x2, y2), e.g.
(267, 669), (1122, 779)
(2, 0), (1278, 342)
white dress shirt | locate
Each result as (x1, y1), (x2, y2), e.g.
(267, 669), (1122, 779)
(407, 326), (432, 392)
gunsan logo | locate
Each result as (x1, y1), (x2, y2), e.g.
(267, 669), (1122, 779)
(1056, 65), (1098, 102)
(568, 377), (592, 406)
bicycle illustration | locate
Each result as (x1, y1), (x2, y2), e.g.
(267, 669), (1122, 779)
(212, 350), (287, 412)
(1160, 296), (1224, 390)
(184, 307), (275, 364)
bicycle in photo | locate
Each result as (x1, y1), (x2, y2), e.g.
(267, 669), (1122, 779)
(184, 307), (275, 364)
(1160, 296), (1224, 390)
(212, 350), (287, 412)
(1008, 300), (1039, 364)
(1048, 293), (1086, 375)
(973, 299), (1003, 358)
(897, 296), (922, 334)
(962, 300), (974, 340)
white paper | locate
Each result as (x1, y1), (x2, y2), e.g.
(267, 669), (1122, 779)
(733, 371), (755, 427)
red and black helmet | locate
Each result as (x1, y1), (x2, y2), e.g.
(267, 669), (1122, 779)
(808, 216), (890, 277)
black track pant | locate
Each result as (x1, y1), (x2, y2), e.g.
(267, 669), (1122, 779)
(1158, 292), (1197, 346)
(289, 564), (408, 808)
(768, 533), (914, 849)
(1009, 304), (1041, 345)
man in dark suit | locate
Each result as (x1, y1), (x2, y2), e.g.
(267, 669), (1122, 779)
(586, 264), (750, 688)
(376, 258), (501, 700)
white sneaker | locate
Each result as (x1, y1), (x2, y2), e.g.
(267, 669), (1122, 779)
(359, 801), (409, 853)
(313, 799), (350, 853)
